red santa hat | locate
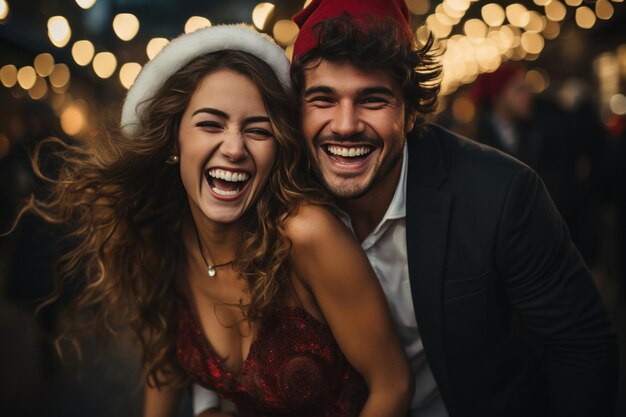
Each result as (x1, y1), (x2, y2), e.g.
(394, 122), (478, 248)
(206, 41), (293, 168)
(292, 0), (412, 64)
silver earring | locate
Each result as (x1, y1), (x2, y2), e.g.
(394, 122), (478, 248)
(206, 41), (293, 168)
(165, 155), (179, 165)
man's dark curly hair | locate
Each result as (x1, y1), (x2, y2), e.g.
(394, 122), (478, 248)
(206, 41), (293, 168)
(291, 13), (443, 132)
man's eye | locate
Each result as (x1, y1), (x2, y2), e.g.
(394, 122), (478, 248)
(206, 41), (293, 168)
(361, 97), (387, 105)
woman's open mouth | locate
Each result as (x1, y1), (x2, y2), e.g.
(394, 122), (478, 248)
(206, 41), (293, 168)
(205, 168), (251, 199)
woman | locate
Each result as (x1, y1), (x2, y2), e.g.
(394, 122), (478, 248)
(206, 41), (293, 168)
(27, 25), (412, 416)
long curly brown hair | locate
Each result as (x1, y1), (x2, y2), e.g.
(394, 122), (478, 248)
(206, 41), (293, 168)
(19, 50), (331, 388)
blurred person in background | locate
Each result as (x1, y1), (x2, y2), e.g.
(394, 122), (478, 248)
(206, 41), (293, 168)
(471, 63), (540, 167)
(471, 67), (604, 266)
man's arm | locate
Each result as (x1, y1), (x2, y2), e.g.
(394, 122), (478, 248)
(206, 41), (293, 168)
(496, 167), (618, 417)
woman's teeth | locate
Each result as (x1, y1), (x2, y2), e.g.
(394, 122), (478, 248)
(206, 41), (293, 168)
(207, 169), (249, 182)
(326, 145), (372, 157)
(206, 169), (250, 196)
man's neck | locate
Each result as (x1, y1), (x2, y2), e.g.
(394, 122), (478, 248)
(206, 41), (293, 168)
(339, 158), (403, 242)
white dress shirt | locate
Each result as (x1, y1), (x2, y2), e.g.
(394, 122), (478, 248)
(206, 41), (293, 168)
(193, 144), (448, 417)
(334, 144), (447, 417)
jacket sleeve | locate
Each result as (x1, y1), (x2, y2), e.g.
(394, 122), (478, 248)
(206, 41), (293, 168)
(495, 166), (618, 417)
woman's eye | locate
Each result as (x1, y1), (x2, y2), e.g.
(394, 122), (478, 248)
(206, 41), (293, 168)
(195, 121), (222, 129)
(245, 128), (274, 139)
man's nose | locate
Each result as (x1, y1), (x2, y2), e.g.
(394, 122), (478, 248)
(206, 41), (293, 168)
(219, 132), (247, 161)
(329, 102), (364, 138)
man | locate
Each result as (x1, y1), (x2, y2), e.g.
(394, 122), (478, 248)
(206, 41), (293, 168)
(194, 1), (617, 416)
(471, 63), (537, 163)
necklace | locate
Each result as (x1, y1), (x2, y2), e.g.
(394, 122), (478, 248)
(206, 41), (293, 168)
(192, 223), (234, 278)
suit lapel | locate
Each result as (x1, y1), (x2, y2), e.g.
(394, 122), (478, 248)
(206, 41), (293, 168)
(406, 127), (455, 408)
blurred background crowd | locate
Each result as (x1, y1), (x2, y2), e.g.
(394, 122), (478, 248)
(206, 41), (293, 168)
(1, 0), (626, 416)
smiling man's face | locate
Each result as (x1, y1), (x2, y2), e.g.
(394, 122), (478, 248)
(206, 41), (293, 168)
(301, 60), (415, 200)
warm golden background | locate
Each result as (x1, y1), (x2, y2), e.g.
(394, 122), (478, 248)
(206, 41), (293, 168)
(1, 1), (625, 416)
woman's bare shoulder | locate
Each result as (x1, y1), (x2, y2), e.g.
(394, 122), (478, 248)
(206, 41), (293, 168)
(283, 203), (346, 247)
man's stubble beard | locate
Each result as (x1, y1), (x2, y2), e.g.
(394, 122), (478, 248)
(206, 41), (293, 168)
(307, 137), (405, 201)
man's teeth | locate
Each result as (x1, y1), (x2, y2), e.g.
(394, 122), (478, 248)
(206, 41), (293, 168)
(207, 169), (249, 182)
(327, 146), (372, 157)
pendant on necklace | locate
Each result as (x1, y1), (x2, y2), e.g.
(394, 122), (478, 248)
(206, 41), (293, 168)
(207, 265), (217, 277)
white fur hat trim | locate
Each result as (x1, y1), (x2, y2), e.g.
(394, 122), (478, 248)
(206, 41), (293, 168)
(121, 24), (291, 137)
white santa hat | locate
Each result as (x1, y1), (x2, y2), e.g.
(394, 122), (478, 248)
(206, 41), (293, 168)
(121, 24), (291, 137)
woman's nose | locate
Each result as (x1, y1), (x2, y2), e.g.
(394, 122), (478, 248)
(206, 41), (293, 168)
(219, 132), (247, 161)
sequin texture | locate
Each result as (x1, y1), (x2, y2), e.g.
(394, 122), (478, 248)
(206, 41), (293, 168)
(176, 296), (368, 416)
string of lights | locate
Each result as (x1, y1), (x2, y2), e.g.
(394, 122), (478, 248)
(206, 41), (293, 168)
(1, 0), (625, 139)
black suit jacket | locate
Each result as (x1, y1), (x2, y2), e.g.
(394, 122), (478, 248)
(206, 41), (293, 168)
(406, 125), (618, 417)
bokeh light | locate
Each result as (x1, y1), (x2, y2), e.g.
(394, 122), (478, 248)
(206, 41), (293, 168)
(565, 0), (583, 6)
(445, 0), (471, 13)
(575, 6), (596, 29)
(48, 16), (71, 47)
(442, 7), (463, 23)
(526, 68), (550, 93)
(545, 1), (567, 22)
(0, 0), (9, 20)
(0, 64), (17, 87)
(92, 52), (117, 79)
(28, 76), (48, 100)
(464, 19), (487, 40)
(506, 4), (530, 27)
(72, 40), (95, 66)
(521, 32), (545, 54)
(119, 62), (142, 89)
(252, 2), (275, 30)
(426, 13), (452, 39)
(610, 94), (626, 115)
(524, 11), (546, 33)
(481, 4), (505, 27)
(285, 44), (294, 62)
(113, 13), (140, 41)
(61, 105), (86, 136)
(595, 0), (614, 20)
(542, 20), (561, 40)
(17, 66), (37, 90)
(273, 19), (299, 45)
(75, 0), (97, 9)
(146, 38), (169, 60)
(49, 63), (70, 88)
(185, 16), (211, 33)
(406, 0), (431, 15)
(34, 53), (55, 77)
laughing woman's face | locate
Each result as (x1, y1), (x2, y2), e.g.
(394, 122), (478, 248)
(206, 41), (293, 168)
(178, 69), (277, 225)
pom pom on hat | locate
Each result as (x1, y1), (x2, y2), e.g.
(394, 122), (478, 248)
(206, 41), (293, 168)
(292, 0), (412, 64)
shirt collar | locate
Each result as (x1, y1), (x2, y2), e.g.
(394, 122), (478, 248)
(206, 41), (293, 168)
(384, 141), (408, 221)
(335, 141), (408, 234)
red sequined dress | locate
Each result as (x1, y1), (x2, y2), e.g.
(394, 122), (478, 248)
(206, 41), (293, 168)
(176, 292), (368, 417)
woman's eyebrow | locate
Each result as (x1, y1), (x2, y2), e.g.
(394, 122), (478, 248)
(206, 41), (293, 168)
(192, 107), (229, 119)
